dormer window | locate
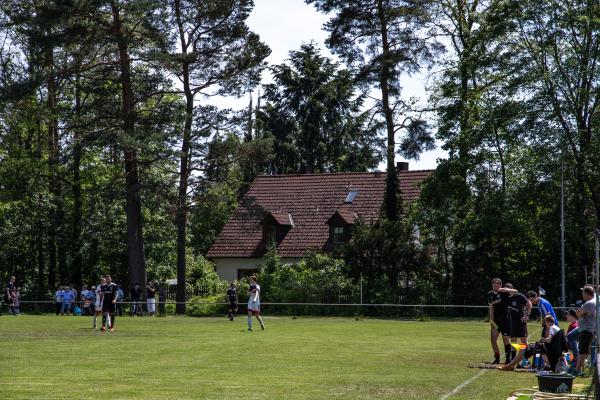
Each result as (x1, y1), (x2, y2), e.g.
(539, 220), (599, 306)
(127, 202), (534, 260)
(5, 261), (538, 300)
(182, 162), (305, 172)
(331, 226), (345, 243)
(262, 211), (293, 246)
(327, 210), (357, 244)
(264, 224), (277, 244)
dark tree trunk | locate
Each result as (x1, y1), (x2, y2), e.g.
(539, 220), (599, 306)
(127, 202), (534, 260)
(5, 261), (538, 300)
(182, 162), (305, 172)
(46, 47), (59, 287)
(175, 82), (194, 314)
(111, 2), (146, 289)
(377, 0), (398, 221)
(71, 76), (83, 289)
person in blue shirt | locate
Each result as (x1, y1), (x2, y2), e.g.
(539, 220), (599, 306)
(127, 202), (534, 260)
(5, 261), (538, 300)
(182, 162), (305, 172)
(61, 287), (74, 315)
(527, 290), (558, 337)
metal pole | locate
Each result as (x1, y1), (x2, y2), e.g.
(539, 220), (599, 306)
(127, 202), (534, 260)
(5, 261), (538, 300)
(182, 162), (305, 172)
(560, 159), (566, 307)
(360, 272), (363, 305)
(594, 229), (600, 368)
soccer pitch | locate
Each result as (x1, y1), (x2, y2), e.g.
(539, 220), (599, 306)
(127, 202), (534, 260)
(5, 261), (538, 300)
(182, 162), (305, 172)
(0, 315), (592, 399)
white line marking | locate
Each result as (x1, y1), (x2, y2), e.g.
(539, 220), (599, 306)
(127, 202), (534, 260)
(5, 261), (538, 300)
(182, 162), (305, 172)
(440, 327), (539, 400)
(440, 369), (487, 400)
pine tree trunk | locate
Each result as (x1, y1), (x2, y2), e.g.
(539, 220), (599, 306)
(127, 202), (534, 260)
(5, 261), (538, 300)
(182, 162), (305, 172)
(175, 71), (194, 315)
(71, 76), (83, 289)
(111, 2), (146, 289)
(377, 0), (398, 221)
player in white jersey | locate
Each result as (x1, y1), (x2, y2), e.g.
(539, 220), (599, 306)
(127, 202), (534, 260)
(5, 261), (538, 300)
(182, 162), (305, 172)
(247, 275), (264, 332)
(93, 277), (106, 329)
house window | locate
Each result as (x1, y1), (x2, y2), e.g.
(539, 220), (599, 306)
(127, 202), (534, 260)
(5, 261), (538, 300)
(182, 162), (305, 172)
(264, 224), (277, 244)
(237, 269), (260, 280)
(331, 226), (345, 243)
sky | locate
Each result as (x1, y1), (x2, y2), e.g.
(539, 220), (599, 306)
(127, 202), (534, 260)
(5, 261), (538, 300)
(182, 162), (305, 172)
(209, 0), (448, 171)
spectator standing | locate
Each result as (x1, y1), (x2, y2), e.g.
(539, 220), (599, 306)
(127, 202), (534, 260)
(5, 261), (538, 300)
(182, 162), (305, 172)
(574, 285), (596, 376)
(83, 286), (94, 316)
(54, 287), (63, 315)
(9, 287), (20, 316)
(130, 283), (142, 316)
(69, 286), (77, 312)
(116, 286), (124, 317)
(5, 276), (15, 313)
(61, 287), (73, 315)
(526, 290), (558, 337)
(80, 285), (89, 311)
(158, 283), (166, 317)
(146, 282), (156, 317)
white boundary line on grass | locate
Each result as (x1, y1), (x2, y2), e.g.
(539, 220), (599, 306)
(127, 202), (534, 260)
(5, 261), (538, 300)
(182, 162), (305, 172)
(440, 327), (539, 400)
(440, 369), (487, 400)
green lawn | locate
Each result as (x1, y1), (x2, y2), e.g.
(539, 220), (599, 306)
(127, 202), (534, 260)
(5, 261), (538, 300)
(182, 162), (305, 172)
(0, 315), (593, 399)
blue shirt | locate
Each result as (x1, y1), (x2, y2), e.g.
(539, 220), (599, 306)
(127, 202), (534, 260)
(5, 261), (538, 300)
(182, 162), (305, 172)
(538, 297), (558, 326)
(62, 291), (74, 303)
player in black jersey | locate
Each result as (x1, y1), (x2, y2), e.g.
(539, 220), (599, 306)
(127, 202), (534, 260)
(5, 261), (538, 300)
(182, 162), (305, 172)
(498, 284), (532, 371)
(226, 282), (238, 321)
(100, 275), (119, 332)
(488, 278), (511, 364)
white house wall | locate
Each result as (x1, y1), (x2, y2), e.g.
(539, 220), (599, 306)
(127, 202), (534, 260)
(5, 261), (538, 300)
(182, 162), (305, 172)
(213, 257), (301, 282)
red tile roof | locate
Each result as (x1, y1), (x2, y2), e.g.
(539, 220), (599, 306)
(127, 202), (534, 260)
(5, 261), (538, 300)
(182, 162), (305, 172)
(207, 170), (432, 258)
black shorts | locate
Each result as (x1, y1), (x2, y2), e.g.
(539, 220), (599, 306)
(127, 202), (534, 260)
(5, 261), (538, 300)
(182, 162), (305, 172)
(578, 330), (593, 355)
(510, 319), (527, 338)
(493, 318), (510, 336)
(102, 302), (116, 314)
(228, 302), (238, 311)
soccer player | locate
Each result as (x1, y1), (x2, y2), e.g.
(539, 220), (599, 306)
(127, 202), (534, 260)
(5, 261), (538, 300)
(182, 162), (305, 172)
(498, 284), (532, 371)
(100, 275), (118, 332)
(526, 290), (558, 337)
(226, 282), (238, 321)
(247, 276), (264, 331)
(93, 277), (106, 329)
(488, 278), (511, 364)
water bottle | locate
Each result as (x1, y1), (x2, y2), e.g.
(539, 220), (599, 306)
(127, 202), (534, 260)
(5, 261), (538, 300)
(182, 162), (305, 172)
(565, 352), (571, 364)
(534, 353), (541, 370)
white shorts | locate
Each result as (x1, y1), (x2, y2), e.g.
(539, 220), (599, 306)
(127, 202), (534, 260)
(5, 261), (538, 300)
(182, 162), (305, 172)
(147, 298), (156, 313)
(95, 301), (102, 312)
(248, 300), (260, 314)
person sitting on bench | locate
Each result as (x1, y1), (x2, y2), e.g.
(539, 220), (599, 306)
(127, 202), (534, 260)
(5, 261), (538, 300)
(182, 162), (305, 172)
(539, 315), (568, 371)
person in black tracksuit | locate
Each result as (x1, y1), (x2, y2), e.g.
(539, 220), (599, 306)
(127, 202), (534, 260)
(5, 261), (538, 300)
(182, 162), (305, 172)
(498, 283), (532, 371)
(488, 278), (511, 364)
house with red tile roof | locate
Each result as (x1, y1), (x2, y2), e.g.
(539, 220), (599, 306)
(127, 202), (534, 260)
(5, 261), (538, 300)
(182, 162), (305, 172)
(207, 163), (432, 282)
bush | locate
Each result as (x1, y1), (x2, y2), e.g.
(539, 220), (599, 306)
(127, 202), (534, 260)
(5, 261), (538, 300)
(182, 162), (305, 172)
(257, 252), (357, 313)
(186, 295), (224, 317)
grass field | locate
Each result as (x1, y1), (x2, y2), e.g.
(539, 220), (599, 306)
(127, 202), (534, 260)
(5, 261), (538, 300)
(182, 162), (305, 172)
(0, 315), (593, 399)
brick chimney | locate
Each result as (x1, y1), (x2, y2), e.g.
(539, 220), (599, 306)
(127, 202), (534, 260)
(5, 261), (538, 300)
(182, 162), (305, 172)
(396, 161), (409, 171)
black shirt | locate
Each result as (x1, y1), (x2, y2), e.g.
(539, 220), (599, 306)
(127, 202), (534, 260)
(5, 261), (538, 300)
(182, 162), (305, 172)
(487, 291), (507, 319)
(130, 287), (141, 301)
(227, 288), (237, 303)
(5, 282), (14, 301)
(101, 283), (118, 303)
(506, 293), (528, 320)
(146, 286), (155, 299)
(158, 287), (166, 302)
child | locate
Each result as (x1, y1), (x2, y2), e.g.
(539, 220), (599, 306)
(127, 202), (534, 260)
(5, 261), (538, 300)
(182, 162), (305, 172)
(565, 309), (579, 367)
